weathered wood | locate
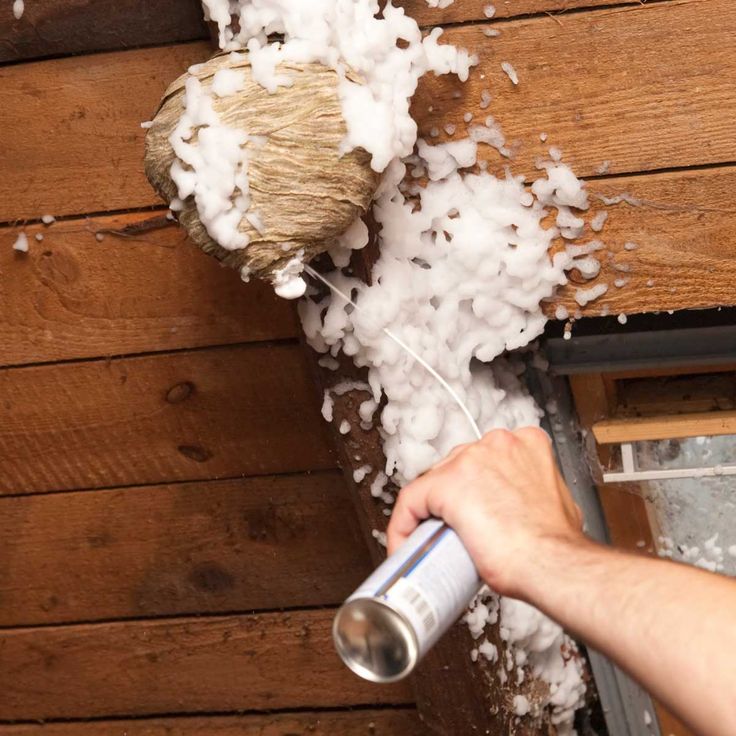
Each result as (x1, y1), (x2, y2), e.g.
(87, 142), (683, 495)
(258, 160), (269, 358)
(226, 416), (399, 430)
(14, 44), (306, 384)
(592, 409), (736, 443)
(399, 0), (648, 26)
(412, 0), (736, 178)
(553, 166), (736, 316)
(0, 709), (428, 736)
(0, 213), (298, 367)
(0, 610), (412, 721)
(0, 0), (208, 63)
(0, 343), (335, 495)
(0, 471), (371, 626)
(4, 1), (736, 225)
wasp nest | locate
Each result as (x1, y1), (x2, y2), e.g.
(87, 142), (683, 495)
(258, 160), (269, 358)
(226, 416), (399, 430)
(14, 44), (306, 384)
(144, 52), (379, 295)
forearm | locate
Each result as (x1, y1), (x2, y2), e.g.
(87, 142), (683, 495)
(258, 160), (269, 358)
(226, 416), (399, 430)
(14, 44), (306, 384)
(525, 538), (736, 736)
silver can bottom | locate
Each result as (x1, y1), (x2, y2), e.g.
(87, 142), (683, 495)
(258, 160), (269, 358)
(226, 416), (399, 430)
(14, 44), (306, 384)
(333, 596), (419, 683)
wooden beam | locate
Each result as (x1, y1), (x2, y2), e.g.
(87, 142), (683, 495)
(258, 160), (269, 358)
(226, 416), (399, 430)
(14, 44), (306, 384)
(552, 166), (736, 316)
(0, 471), (371, 626)
(399, 0), (657, 25)
(592, 409), (736, 444)
(413, 0), (736, 178)
(0, 709), (428, 736)
(0, 0), (649, 64)
(0, 343), (335, 495)
(0, 213), (298, 367)
(3, 1), (736, 225)
(0, 0), (208, 63)
(0, 610), (412, 721)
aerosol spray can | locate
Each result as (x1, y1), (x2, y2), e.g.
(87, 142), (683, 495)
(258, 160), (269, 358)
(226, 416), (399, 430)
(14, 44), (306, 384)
(333, 518), (482, 683)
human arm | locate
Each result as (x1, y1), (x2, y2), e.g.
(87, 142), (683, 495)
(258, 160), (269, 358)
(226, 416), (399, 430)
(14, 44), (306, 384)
(386, 427), (736, 736)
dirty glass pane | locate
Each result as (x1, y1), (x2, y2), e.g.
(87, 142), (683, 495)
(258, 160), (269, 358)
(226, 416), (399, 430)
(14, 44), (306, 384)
(635, 434), (736, 471)
(636, 435), (736, 577)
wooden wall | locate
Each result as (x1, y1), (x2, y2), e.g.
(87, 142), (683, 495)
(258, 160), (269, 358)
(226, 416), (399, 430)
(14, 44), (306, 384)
(0, 3), (420, 733)
(2, 0), (735, 734)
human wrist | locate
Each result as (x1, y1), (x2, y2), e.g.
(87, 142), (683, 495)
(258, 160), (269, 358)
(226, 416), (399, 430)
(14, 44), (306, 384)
(512, 533), (599, 608)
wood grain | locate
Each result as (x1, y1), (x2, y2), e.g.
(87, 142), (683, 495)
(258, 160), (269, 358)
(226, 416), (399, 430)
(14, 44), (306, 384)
(413, 0), (736, 178)
(4, 1), (736, 224)
(0, 610), (412, 721)
(0, 41), (209, 222)
(0, 709), (428, 736)
(0, 343), (335, 495)
(2, 166), (734, 363)
(0, 213), (298, 367)
(552, 166), (736, 316)
(592, 409), (736, 443)
(399, 0), (646, 26)
(0, 472), (371, 626)
(0, 0), (644, 65)
(0, 0), (208, 63)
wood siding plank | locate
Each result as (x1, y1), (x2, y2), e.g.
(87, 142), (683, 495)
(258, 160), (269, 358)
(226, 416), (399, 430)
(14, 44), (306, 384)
(412, 0), (736, 178)
(0, 0), (208, 63)
(1, 165), (734, 352)
(0, 472), (371, 626)
(0, 709), (428, 736)
(553, 166), (736, 316)
(0, 42), (209, 222)
(399, 0), (647, 26)
(0, 610), (412, 720)
(0, 0), (646, 64)
(0, 344), (335, 495)
(3, 2), (736, 224)
(0, 213), (298, 367)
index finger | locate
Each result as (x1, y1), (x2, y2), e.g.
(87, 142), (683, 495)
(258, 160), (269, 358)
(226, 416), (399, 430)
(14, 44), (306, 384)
(386, 473), (435, 554)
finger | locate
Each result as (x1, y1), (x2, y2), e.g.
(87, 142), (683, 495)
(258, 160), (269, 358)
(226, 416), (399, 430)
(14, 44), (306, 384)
(386, 471), (441, 554)
(432, 442), (471, 471)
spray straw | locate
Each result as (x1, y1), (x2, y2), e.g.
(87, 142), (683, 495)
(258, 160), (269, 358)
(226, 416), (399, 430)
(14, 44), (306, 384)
(303, 263), (483, 441)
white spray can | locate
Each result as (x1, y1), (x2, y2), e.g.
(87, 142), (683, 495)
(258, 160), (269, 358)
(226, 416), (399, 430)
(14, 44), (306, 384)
(333, 518), (482, 682)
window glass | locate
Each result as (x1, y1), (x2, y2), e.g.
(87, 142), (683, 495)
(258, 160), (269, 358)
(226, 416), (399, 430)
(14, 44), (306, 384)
(636, 435), (736, 576)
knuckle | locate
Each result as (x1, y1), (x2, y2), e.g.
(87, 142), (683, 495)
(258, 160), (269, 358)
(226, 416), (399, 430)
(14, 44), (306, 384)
(482, 428), (515, 447)
(515, 426), (550, 444)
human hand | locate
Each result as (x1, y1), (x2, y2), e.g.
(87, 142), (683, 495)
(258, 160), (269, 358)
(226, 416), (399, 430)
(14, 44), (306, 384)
(386, 427), (586, 600)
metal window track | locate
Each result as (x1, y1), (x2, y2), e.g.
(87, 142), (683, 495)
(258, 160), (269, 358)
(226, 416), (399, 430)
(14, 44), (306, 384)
(545, 324), (736, 375)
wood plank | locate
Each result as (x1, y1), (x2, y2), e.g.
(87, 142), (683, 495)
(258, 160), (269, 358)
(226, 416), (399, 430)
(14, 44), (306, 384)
(1, 166), (733, 365)
(592, 409), (736, 443)
(399, 0), (645, 26)
(4, 1), (736, 225)
(0, 610), (412, 721)
(0, 709), (428, 736)
(0, 42), (209, 222)
(0, 213), (298, 367)
(0, 0), (642, 65)
(617, 371), (736, 416)
(553, 166), (736, 316)
(0, 472), (371, 626)
(0, 343), (335, 495)
(0, 0), (208, 63)
(1, 214), (294, 360)
(413, 0), (736, 178)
